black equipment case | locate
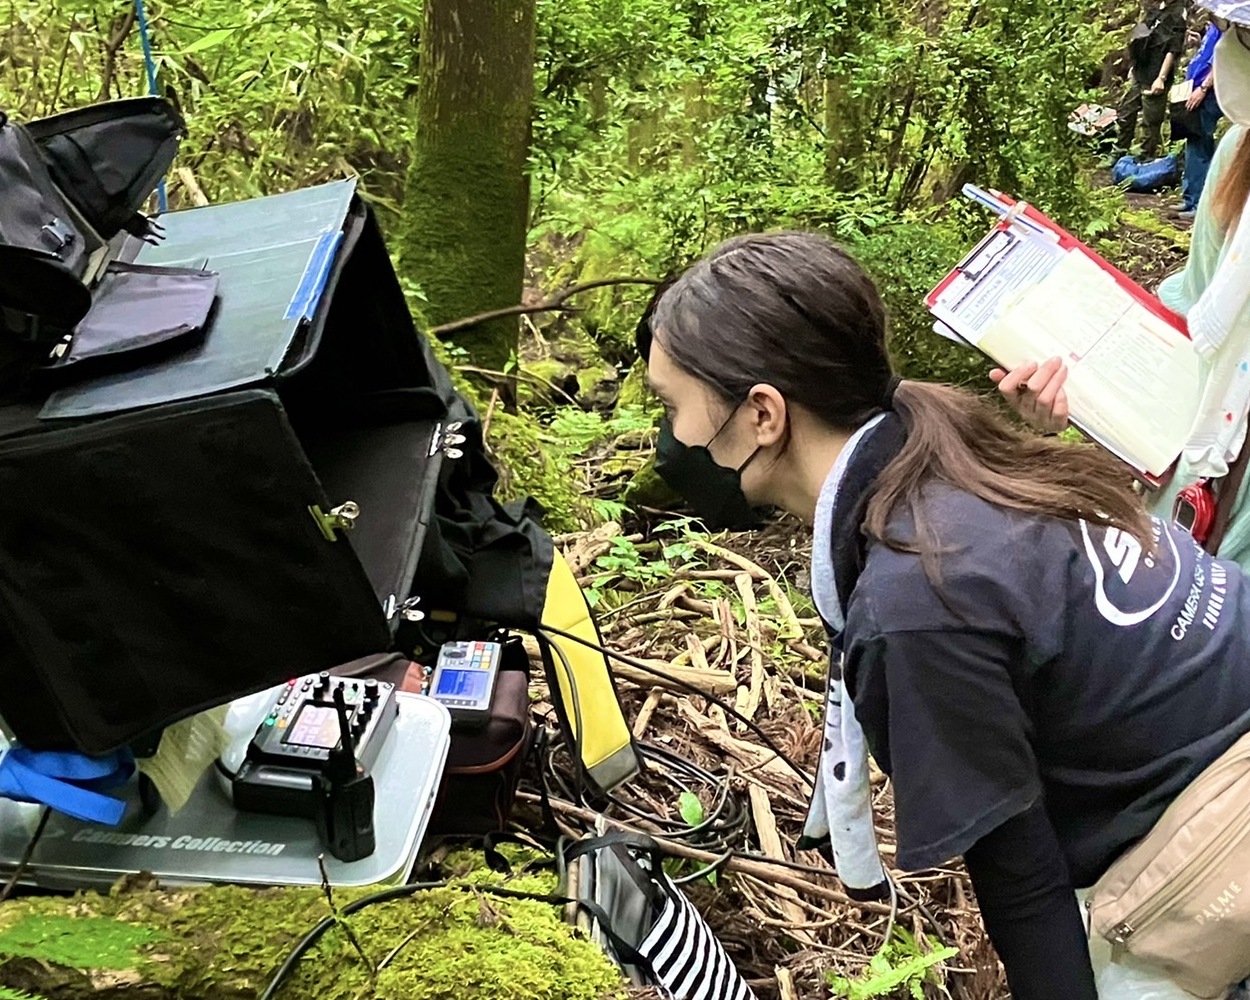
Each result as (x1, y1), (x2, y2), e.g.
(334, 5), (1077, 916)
(0, 179), (453, 755)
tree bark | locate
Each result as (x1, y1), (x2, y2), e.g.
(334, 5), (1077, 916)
(401, 0), (537, 372)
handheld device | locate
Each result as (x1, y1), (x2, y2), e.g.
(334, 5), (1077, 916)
(427, 641), (502, 725)
(231, 672), (397, 860)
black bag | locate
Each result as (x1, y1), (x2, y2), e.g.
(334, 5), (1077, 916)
(0, 99), (209, 380)
(335, 639), (534, 836)
(0, 154), (635, 794)
(426, 635), (534, 835)
(1170, 101), (1205, 142)
(0, 185), (448, 754)
(24, 98), (184, 243)
(566, 832), (758, 1000)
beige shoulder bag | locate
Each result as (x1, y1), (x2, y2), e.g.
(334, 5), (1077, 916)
(1088, 730), (1250, 999)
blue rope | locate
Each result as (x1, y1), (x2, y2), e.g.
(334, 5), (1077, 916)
(132, 0), (167, 213)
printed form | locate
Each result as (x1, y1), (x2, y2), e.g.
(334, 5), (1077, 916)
(930, 227), (1201, 479)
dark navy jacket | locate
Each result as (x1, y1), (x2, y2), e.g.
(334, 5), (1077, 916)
(832, 418), (1250, 887)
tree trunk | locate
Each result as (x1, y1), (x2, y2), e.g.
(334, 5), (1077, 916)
(402, 0), (537, 372)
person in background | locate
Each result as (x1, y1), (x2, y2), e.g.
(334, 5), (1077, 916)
(995, 4), (1250, 579)
(1179, 17), (1225, 217)
(1119, 0), (1188, 158)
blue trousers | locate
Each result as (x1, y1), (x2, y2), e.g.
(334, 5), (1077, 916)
(1182, 89), (1224, 210)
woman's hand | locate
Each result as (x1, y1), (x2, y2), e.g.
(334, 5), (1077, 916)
(1186, 84), (1206, 111)
(989, 358), (1071, 434)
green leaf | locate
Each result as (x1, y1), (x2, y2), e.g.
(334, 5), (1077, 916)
(181, 28), (237, 54)
(677, 791), (704, 827)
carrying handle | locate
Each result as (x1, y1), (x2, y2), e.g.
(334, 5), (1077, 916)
(563, 830), (668, 907)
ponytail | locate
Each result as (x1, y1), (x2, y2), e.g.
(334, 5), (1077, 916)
(1212, 129), (1250, 236)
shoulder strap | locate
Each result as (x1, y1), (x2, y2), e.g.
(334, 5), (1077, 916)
(0, 747), (133, 825)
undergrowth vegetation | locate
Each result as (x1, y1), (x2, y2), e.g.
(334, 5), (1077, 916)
(1, 0), (1139, 527)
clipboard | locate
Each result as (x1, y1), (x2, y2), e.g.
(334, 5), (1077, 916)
(926, 186), (1199, 488)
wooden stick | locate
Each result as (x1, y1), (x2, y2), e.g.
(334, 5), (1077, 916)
(776, 966), (800, 1000)
(632, 686), (665, 739)
(749, 785), (813, 944)
(174, 167), (209, 207)
(686, 632), (711, 672)
(658, 582), (691, 609)
(613, 661), (737, 695)
(521, 633), (737, 695)
(676, 595), (715, 616)
(562, 521), (621, 575)
(735, 573), (765, 726)
(428, 277), (661, 337)
(678, 700), (797, 783)
(481, 387), (500, 441)
(689, 538), (804, 638)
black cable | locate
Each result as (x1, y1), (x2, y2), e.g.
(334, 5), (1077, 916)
(537, 623), (814, 788)
(536, 737), (749, 854)
(525, 627), (948, 943)
(0, 806), (50, 903)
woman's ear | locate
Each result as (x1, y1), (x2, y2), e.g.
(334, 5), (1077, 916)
(745, 383), (788, 448)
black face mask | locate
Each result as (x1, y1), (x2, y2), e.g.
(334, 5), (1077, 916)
(654, 411), (767, 531)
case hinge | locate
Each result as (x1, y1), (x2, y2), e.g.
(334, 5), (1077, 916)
(309, 501), (360, 541)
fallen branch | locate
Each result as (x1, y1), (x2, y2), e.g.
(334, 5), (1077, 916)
(562, 521), (622, 575)
(689, 539), (803, 638)
(735, 574), (766, 723)
(749, 785), (814, 944)
(428, 277), (661, 337)
(520, 635), (737, 695)
(678, 700), (797, 783)
(174, 167), (209, 208)
(632, 686), (665, 739)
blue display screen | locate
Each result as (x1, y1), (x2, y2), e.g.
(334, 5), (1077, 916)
(434, 668), (489, 702)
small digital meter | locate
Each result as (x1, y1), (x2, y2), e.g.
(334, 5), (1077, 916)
(428, 640), (502, 725)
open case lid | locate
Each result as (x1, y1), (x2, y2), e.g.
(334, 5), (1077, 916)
(40, 179), (358, 419)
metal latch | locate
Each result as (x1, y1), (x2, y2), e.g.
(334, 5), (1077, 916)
(384, 595), (425, 622)
(309, 500), (360, 541)
(431, 420), (466, 460)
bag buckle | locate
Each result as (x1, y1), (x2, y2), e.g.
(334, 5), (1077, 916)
(39, 217), (75, 252)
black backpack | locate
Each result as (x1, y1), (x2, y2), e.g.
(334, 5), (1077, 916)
(0, 99), (186, 368)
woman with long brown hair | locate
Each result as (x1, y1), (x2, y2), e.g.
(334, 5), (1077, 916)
(997, 2), (1250, 573)
(641, 231), (1250, 998)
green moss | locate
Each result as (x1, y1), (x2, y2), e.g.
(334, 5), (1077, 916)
(0, 864), (622, 1000)
(489, 409), (595, 532)
(623, 456), (680, 509)
(0, 915), (158, 971)
(1120, 208), (1192, 252)
(613, 361), (657, 419)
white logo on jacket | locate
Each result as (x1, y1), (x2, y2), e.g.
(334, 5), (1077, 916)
(1079, 519), (1181, 627)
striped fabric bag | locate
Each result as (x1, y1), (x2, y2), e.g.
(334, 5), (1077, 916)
(563, 832), (757, 1000)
